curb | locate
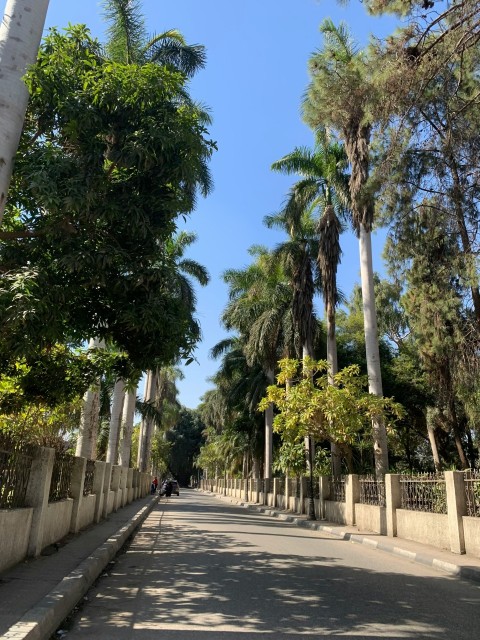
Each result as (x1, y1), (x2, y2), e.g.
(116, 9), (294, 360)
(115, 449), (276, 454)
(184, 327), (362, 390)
(2, 495), (159, 640)
(202, 490), (480, 585)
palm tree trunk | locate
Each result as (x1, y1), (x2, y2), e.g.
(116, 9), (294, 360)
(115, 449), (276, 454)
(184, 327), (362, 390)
(118, 387), (136, 467)
(264, 368), (274, 480)
(0, 0), (50, 222)
(76, 338), (103, 460)
(106, 378), (126, 464)
(137, 370), (157, 472)
(358, 224), (389, 476)
(326, 302), (342, 476)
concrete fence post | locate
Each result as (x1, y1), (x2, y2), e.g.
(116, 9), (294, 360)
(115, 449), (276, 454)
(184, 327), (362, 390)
(127, 468), (134, 504)
(120, 466), (128, 507)
(345, 474), (359, 526)
(445, 470), (467, 554)
(285, 476), (290, 511)
(92, 460), (106, 523)
(70, 457), (87, 533)
(273, 478), (279, 508)
(111, 465), (122, 511)
(386, 474), (401, 537)
(25, 447), (55, 557)
(319, 476), (330, 520)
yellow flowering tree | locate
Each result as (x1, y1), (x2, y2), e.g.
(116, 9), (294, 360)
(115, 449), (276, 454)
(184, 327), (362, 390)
(259, 357), (404, 471)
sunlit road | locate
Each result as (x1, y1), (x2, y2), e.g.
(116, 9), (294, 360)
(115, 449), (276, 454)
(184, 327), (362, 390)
(63, 489), (480, 639)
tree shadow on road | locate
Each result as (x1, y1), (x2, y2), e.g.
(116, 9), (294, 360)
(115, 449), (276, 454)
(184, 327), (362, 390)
(62, 497), (480, 639)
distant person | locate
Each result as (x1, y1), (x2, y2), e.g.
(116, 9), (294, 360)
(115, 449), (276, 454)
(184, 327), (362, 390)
(151, 476), (158, 494)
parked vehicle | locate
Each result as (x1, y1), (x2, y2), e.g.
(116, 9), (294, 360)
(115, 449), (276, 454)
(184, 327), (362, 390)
(160, 479), (180, 497)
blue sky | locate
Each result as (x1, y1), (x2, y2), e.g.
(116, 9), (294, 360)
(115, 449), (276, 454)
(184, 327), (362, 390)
(44, 1), (400, 409)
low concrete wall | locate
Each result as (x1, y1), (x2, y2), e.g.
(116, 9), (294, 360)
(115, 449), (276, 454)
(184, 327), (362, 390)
(356, 504), (387, 534)
(276, 495), (286, 509)
(42, 500), (73, 548)
(325, 500), (347, 524)
(396, 509), (449, 550)
(0, 508), (33, 573)
(463, 516), (480, 557)
(78, 494), (96, 531)
(0, 447), (150, 574)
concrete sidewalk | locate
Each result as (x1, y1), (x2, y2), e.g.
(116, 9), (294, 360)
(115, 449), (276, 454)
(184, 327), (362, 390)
(2, 490), (480, 640)
(0, 494), (159, 640)
(203, 489), (480, 586)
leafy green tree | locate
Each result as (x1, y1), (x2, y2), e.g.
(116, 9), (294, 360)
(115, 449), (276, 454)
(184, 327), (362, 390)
(0, 25), (214, 374)
(259, 357), (403, 471)
(167, 408), (206, 485)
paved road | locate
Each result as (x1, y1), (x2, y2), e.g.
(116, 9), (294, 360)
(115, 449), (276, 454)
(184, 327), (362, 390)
(61, 489), (480, 639)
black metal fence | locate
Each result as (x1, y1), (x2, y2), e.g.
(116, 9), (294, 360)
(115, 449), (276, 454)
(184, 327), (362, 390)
(359, 475), (386, 507)
(0, 433), (36, 509)
(49, 451), (75, 502)
(83, 459), (96, 496)
(400, 473), (447, 514)
(330, 475), (346, 502)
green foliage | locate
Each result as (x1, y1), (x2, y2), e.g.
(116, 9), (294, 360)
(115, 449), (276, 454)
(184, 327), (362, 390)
(259, 357), (404, 446)
(166, 408), (205, 485)
(1, 25), (215, 372)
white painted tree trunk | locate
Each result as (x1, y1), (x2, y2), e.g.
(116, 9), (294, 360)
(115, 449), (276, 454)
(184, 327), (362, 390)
(118, 387), (137, 467)
(106, 378), (126, 464)
(358, 224), (388, 476)
(264, 368), (274, 480)
(137, 370), (157, 472)
(0, 0), (50, 221)
(76, 338), (103, 460)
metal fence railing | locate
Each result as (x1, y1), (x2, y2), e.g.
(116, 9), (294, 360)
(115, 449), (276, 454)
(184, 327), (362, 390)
(330, 475), (346, 502)
(359, 475), (386, 507)
(276, 477), (285, 495)
(400, 473), (447, 514)
(464, 469), (480, 517)
(0, 433), (36, 509)
(83, 459), (95, 496)
(49, 451), (75, 502)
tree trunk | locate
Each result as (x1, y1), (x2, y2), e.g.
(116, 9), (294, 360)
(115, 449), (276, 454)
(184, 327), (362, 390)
(427, 423), (442, 473)
(326, 300), (342, 476)
(76, 338), (103, 460)
(137, 370), (157, 472)
(0, 0), (50, 221)
(106, 378), (126, 464)
(118, 387), (136, 467)
(359, 225), (389, 476)
(264, 368), (274, 480)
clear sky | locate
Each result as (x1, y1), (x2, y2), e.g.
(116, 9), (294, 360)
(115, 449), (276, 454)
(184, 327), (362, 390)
(44, 1), (400, 409)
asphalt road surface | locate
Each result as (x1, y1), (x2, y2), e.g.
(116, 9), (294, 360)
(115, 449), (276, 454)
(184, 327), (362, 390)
(59, 489), (480, 639)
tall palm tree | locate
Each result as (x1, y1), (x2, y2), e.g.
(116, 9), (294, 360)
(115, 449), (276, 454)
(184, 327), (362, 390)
(0, 0), (50, 222)
(263, 209), (320, 362)
(271, 130), (349, 474)
(303, 19), (389, 476)
(222, 247), (294, 479)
